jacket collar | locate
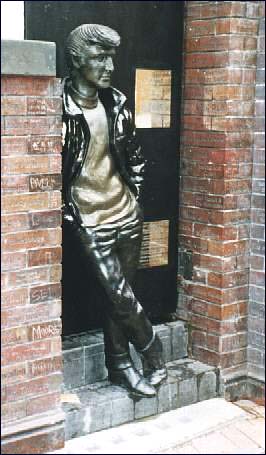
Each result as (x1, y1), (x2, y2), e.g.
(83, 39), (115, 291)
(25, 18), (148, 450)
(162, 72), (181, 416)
(62, 77), (127, 117)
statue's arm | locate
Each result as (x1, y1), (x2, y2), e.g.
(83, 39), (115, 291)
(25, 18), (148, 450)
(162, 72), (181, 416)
(123, 107), (146, 200)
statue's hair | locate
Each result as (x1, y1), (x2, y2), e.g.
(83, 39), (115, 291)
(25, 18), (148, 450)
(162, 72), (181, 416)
(65, 24), (120, 70)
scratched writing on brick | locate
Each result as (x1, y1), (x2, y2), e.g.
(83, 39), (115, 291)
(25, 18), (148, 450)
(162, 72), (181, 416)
(32, 323), (61, 341)
(29, 176), (59, 191)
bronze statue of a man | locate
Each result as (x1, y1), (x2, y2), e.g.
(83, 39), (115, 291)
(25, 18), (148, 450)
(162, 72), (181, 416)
(62, 24), (167, 396)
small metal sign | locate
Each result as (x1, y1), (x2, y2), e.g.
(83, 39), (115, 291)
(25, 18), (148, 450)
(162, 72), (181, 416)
(139, 220), (169, 268)
(135, 69), (172, 128)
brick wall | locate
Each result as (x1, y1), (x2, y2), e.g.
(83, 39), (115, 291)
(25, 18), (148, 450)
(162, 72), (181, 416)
(178, 1), (263, 380)
(248, 4), (265, 382)
(1, 40), (64, 454)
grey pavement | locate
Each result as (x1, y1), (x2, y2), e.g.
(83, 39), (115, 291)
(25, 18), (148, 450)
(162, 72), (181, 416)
(49, 398), (265, 454)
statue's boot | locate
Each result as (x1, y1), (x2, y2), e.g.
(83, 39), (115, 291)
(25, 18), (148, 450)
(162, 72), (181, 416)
(107, 353), (156, 397)
(139, 332), (167, 387)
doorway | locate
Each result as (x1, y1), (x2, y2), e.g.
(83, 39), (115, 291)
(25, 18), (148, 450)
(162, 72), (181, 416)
(25, 0), (184, 336)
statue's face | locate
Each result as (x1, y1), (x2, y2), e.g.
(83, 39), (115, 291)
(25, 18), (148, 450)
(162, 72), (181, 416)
(75, 43), (116, 89)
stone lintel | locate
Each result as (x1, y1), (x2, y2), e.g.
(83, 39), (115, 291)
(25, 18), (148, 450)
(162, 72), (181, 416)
(1, 40), (56, 76)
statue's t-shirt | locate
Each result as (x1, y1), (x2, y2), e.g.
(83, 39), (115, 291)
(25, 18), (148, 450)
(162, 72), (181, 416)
(71, 100), (136, 226)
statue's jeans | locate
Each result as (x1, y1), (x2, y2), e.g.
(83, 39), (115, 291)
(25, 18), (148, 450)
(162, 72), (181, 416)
(64, 207), (154, 370)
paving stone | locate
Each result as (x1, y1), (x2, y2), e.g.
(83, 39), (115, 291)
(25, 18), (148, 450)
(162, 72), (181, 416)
(134, 395), (158, 420)
(220, 426), (261, 451)
(198, 371), (217, 401)
(111, 394), (134, 427)
(63, 348), (85, 390)
(158, 381), (172, 413)
(178, 377), (198, 407)
(167, 321), (188, 361)
(84, 349), (107, 384)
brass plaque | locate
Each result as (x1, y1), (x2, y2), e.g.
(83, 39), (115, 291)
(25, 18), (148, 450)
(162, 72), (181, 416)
(135, 69), (172, 128)
(139, 220), (169, 268)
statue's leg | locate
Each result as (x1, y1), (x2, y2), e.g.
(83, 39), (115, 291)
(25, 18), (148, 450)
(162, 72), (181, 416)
(69, 220), (156, 396)
(116, 213), (167, 387)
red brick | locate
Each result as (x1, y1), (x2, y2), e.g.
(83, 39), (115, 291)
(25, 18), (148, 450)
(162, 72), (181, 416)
(212, 85), (255, 100)
(193, 253), (237, 273)
(50, 265), (62, 283)
(186, 19), (215, 37)
(1, 213), (30, 234)
(2, 252), (27, 272)
(29, 210), (61, 230)
(220, 349), (247, 369)
(28, 355), (62, 378)
(29, 174), (61, 191)
(212, 117), (255, 132)
(180, 206), (209, 223)
(1, 136), (28, 156)
(193, 225), (238, 241)
(49, 191), (62, 209)
(8, 267), (49, 288)
(186, 35), (230, 52)
(3, 374), (62, 405)
(30, 283), (61, 304)
(2, 340), (52, 366)
(192, 346), (220, 367)
(224, 179), (251, 194)
(29, 320), (61, 342)
(2, 326), (28, 346)
(2, 288), (29, 307)
(223, 286), (249, 305)
(242, 69), (257, 84)
(28, 247), (62, 267)
(221, 302), (248, 320)
(26, 391), (61, 417)
(2, 228), (61, 252)
(207, 240), (249, 257)
(250, 255), (265, 271)
(49, 155), (62, 173)
(208, 270), (249, 289)
(183, 85), (213, 100)
(27, 97), (62, 116)
(179, 235), (208, 253)
(2, 116), (62, 136)
(1, 96), (27, 115)
(249, 271), (265, 287)
(192, 313), (222, 333)
(1, 426), (64, 454)
(185, 52), (229, 68)
(231, 18), (259, 34)
(226, 133), (253, 149)
(190, 284), (223, 305)
(28, 135), (62, 154)
(2, 155), (50, 175)
(182, 130), (226, 148)
(2, 193), (49, 214)
(1, 175), (29, 193)
(183, 115), (212, 131)
(178, 221), (193, 236)
(1, 76), (52, 96)
(1, 363), (28, 387)
(1, 400), (27, 424)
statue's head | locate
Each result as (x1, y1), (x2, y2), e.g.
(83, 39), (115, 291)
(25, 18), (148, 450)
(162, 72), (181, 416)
(65, 24), (120, 89)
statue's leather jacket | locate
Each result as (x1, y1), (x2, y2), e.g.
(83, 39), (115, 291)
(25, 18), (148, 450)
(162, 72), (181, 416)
(62, 78), (145, 226)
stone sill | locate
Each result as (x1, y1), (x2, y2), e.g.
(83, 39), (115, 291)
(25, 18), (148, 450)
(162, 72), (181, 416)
(1, 40), (56, 76)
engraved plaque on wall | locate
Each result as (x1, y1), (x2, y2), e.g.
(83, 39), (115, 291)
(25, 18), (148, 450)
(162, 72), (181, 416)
(139, 220), (169, 268)
(135, 69), (172, 128)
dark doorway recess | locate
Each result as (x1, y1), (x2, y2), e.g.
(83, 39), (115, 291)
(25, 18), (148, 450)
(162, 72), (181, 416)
(25, 1), (184, 335)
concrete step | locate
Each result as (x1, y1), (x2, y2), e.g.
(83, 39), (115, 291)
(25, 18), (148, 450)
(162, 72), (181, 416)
(62, 358), (219, 441)
(62, 321), (188, 391)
